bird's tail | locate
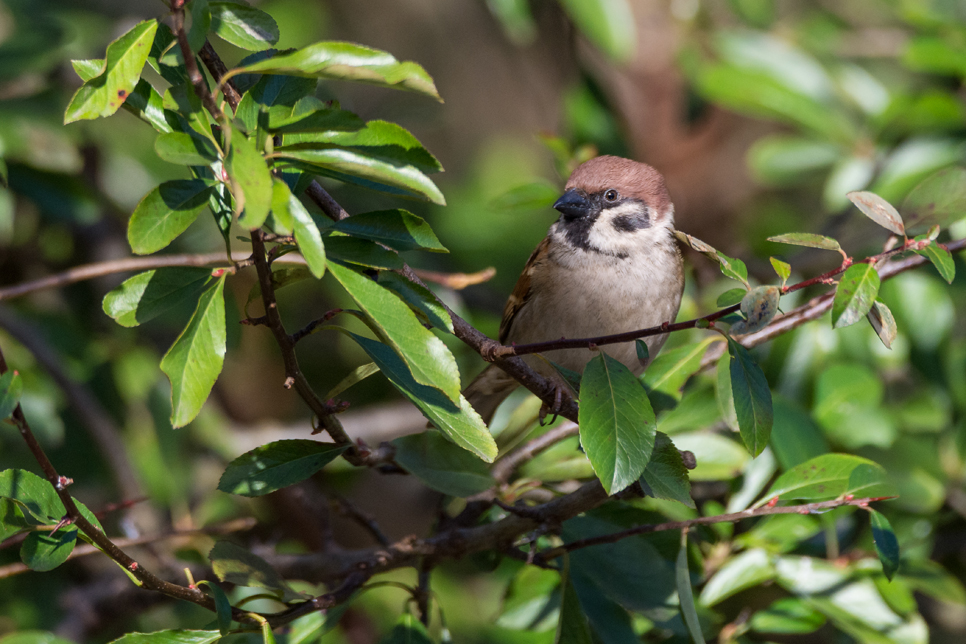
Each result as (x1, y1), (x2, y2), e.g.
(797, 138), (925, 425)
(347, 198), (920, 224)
(463, 364), (519, 426)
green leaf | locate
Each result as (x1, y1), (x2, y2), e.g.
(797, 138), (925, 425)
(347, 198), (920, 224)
(0, 631), (76, 644)
(673, 230), (720, 262)
(759, 454), (894, 506)
(869, 510), (900, 581)
(20, 527), (77, 571)
(209, 1), (279, 51)
(0, 370), (23, 420)
(230, 124), (273, 230)
(557, 0), (635, 62)
(0, 498), (30, 541)
(642, 338), (716, 408)
(699, 548), (775, 607)
(218, 440), (349, 497)
(866, 300), (898, 350)
(308, 120), (442, 173)
(102, 268), (213, 327)
(392, 431), (494, 497)
(770, 257), (791, 288)
(324, 363), (381, 400)
(380, 614), (433, 644)
(635, 339), (649, 366)
(716, 288), (746, 308)
(324, 236), (403, 270)
(128, 180), (214, 255)
(378, 273), (453, 332)
(915, 241), (955, 283)
(579, 352), (656, 494)
(160, 275), (226, 428)
(267, 105), (365, 134)
(716, 252), (749, 286)
(186, 0), (211, 53)
(847, 191), (905, 235)
(155, 131), (218, 166)
(275, 145), (445, 204)
(64, 20), (159, 123)
(727, 338), (773, 457)
(347, 333), (497, 462)
(0, 470), (104, 537)
(556, 558), (594, 644)
(831, 263), (880, 328)
(272, 179), (326, 277)
(766, 232), (842, 251)
(106, 630), (222, 644)
(901, 166), (966, 234)
(209, 541), (302, 600)
(196, 580), (232, 635)
(332, 209), (447, 253)
(491, 181), (560, 213)
(233, 41), (441, 100)
(327, 261), (461, 403)
(71, 68), (173, 133)
(730, 285), (780, 335)
(639, 432), (694, 508)
(750, 598), (826, 634)
(677, 531), (707, 644)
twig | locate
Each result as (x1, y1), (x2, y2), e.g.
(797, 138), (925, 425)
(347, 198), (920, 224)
(332, 495), (391, 547)
(410, 266), (496, 290)
(0, 518), (257, 579)
(291, 309), (344, 344)
(490, 422), (579, 484)
(536, 496), (896, 562)
(170, 1), (221, 118)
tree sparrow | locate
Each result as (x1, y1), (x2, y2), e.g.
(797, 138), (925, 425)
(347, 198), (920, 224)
(465, 155), (685, 424)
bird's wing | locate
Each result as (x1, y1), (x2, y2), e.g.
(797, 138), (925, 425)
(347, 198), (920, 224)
(499, 236), (551, 344)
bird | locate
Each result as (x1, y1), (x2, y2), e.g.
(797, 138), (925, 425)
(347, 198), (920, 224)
(464, 155), (685, 425)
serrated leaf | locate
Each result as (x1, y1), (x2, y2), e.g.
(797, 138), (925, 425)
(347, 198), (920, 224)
(102, 268), (212, 327)
(847, 190), (905, 235)
(64, 20), (158, 123)
(209, 1), (279, 51)
(766, 232), (842, 251)
(378, 273), (453, 332)
(229, 124), (273, 229)
(716, 288), (746, 308)
(901, 166), (966, 234)
(867, 300), (897, 350)
(639, 432), (694, 508)
(332, 209), (447, 252)
(232, 41), (440, 100)
(727, 338), (772, 457)
(128, 180), (214, 255)
(716, 252), (749, 286)
(770, 257), (791, 287)
(106, 630), (223, 644)
(730, 285), (780, 335)
(275, 145), (445, 204)
(20, 527), (77, 571)
(348, 333), (496, 461)
(579, 352), (656, 494)
(155, 131), (218, 166)
(916, 241), (955, 283)
(831, 263), (880, 328)
(271, 179), (326, 277)
(218, 440), (349, 496)
(0, 370), (23, 420)
(677, 531), (707, 644)
(160, 275), (226, 428)
(209, 541), (302, 601)
(758, 454), (895, 506)
(328, 261), (461, 403)
(870, 510), (900, 581)
(392, 432), (493, 497)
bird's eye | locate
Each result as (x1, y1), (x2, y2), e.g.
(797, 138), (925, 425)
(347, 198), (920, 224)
(604, 189), (619, 202)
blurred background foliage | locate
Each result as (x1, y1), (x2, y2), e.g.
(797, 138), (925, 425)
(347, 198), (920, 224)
(3, 0), (966, 642)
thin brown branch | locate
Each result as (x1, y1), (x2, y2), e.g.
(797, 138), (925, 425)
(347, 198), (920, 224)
(199, 41), (241, 108)
(490, 422), (579, 484)
(0, 518), (257, 579)
(537, 496), (896, 561)
(170, 1), (222, 118)
(410, 266), (497, 290)
(333, 495), (391, 547)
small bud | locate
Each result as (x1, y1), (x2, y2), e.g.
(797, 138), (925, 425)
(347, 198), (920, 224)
(211, 268), (226, 278)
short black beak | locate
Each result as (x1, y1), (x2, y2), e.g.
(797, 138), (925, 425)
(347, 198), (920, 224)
(553, 189), (595, 219)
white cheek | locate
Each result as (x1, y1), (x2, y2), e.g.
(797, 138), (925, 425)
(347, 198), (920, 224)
(586, 203), (654, 253)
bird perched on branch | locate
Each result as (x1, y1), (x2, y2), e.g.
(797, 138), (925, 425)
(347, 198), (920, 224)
(465, 155), (685, 424)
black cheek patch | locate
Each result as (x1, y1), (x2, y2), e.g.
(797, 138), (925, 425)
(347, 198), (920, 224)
(611, 212), (650, 232)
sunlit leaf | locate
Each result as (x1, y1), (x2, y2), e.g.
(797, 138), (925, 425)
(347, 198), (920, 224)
(65, 20), (159, 123)
(218, 440), (349, 496)
(831, 263), (880, 328)
(716, 288), (746, 308)
(579, 352), (656, 494)
(847, 191), (905, 235)
(699, 548), (775, 607)
(378, 273), (453, 332)
(643, 337), (716, 408)
(759, 453), (895, 506)
(127, 180), (214, 255)
(770, 257), (791, 288)
(271, 179), (326, 278)
(155, 131), (218, 166)
(160, 275), (226, 428)
(915, 241), (955, 284)
(717, 252), (749, 286)
(229, 124), (273, 230)
(102, 268), (213, 327)
(209, 1), (279, 51)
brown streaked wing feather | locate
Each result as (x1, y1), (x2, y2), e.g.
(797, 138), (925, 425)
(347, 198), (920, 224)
(499, 236), (551, 343)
